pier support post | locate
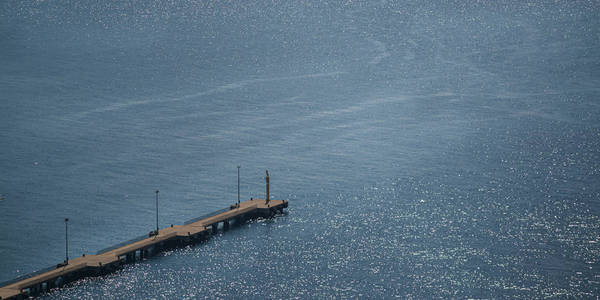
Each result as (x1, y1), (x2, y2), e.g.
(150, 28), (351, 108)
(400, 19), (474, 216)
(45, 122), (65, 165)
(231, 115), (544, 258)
(223, 220), (230, 231)
(212, 223), (218, 234)
(30, 284), (40, 296)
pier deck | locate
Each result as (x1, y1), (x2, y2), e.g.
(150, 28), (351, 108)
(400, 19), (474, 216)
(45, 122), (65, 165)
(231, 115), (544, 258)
(0, 198), (287, 299)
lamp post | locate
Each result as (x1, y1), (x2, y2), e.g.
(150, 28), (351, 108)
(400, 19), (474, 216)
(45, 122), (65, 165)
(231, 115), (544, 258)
(64, 218), (69, 264)
(265, 170), (270, 204)
(237, 165), (241, 206)
(155, 190), (159, 235)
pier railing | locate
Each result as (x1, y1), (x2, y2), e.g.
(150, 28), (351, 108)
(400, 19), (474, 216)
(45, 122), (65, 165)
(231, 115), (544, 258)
(0, 265), (57, 289)
(95, 234), (151, 255)
(183, 207), (229, 225)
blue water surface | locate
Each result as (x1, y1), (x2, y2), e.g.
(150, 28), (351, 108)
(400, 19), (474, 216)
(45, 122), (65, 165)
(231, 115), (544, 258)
(1, 1), (599, 298)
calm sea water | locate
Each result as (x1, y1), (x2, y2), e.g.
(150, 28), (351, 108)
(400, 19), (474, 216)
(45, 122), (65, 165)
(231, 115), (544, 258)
(1, 1), (599, 298)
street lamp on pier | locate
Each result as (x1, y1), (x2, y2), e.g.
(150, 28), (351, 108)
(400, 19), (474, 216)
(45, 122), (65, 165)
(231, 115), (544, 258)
(155, 190), (159, 235)
(237, 166), (241, 206)
(64, 218), (69, 264)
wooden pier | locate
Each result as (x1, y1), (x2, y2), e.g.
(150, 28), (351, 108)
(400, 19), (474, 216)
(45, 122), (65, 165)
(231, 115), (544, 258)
(0, 198), (287, 299)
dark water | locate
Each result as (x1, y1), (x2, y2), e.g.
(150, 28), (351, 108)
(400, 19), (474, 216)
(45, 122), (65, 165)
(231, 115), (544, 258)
(1, 1), (599, 298)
